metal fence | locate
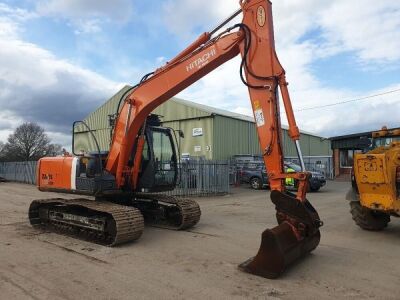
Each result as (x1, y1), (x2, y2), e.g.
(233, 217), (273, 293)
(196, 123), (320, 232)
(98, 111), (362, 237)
(163, 160), (231, 197)
(0, 160), (231, 196)
(304, 162), (333, 179)
(0, 161), (37, 184)
(229, 156), (334, 186)
(0, 157), (331, 195)
(285, 156), (334, 179)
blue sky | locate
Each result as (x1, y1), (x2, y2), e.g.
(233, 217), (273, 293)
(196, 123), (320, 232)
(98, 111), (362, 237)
(18, 0), (180, 80)
(0, 0), (399, 147)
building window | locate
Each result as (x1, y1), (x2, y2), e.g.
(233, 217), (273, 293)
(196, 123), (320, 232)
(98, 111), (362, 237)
(340, 149), (361, 168)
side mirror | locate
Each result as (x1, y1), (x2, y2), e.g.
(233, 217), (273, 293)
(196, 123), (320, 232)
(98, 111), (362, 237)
(178, 130), (185, 138)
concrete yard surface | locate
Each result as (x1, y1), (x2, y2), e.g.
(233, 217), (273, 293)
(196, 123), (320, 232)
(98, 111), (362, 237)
(0, 181), (399, 299)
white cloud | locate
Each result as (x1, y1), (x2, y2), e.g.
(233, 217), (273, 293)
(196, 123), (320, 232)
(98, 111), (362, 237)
(156, 56), (166, 64)
(294, 84), (400, 137)
(74, 19), (102, 35)
(163, 0), (400, 64)
(317, 0), (400, 64)
(0, 4), (121, 146)
(0, 111), (23, 142)
(0, 129), (13, 144)
(37, 0), (133, 22)
(0, 3), (36, 39)
(178, 57), (245, 110)
(0, 3), (36, 22)
(162, 0), (237, 39)
(233, 106), (252, 116)
(36, 0), (134, 34)
(0, 18), (17, 38)
(272, 0), (325, 47)
(162, 0), (400, 137)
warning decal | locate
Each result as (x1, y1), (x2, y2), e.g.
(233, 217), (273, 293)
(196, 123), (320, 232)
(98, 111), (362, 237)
(254, 109), (265, 127)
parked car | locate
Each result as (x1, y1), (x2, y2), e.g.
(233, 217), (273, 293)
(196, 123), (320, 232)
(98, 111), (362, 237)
(238, 164), (269, 190)
(232, 154), (263, 168)
(238, 161), (326, 191)
(284, 161), (326, 191)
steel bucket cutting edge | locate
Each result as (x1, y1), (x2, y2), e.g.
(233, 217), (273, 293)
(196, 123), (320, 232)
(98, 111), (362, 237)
(238, 190), (322, 279)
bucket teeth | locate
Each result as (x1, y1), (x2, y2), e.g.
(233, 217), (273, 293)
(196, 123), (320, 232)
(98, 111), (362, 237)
(239, 191), (322, 279)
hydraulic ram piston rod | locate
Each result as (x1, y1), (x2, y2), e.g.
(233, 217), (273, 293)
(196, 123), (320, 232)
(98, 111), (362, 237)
(210, 9), (242, 36)
(295, 140), (306, 172)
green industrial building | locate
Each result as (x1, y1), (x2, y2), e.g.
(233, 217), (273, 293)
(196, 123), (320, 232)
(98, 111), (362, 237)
(74, 86), (332, 163)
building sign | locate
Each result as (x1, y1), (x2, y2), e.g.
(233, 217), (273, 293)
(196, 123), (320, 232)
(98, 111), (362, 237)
(192, 128), (203, 137)
(194, 146), (202, 152)
(181, 153), (190, 161)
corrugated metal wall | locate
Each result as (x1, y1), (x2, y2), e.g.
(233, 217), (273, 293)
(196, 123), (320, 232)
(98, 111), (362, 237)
(212, 116), (331, 160)
(0, 161), (37, 184)
(73, 86), (331, 160)
(213, 116), (261, 160)
(153, 99), (210, 120)
(282, 130), (332, 157)
(74, 128), (112, 152)
(163, 118), (214, 159)
(73, 87), (215, 153)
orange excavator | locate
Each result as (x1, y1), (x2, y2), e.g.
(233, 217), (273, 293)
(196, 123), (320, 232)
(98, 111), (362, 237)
(29, 0), (322, 279)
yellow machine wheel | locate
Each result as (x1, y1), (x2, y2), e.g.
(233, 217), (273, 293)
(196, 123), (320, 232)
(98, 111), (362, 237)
(350, 201), (390, 231)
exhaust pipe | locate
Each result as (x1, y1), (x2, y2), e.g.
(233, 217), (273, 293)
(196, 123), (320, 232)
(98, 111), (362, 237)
(239, 190), (322, 279)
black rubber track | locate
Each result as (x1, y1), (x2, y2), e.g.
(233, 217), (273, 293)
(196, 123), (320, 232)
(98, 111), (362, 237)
(134, 193), (201, 230)
(29, 198), (144, 246)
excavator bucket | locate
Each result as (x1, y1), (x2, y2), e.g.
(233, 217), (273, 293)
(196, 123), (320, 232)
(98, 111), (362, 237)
(239, 190), (322, 279)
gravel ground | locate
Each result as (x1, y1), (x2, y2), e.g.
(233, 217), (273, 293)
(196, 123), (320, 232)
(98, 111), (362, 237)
(0, 181), (399, 299)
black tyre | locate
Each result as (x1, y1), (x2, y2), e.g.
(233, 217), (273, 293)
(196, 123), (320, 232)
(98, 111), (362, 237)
(309, 185), (320, 192)
(250, 177), (262, 190)
(350, 201), (390, 231)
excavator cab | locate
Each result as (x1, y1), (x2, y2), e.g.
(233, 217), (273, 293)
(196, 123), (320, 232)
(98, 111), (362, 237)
(135, 124), (179, 193)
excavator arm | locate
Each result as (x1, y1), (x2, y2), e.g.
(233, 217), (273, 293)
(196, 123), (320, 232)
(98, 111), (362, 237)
(105, 0), (322, 278)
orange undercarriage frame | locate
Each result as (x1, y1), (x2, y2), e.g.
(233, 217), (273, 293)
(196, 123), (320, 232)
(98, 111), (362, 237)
(37, 0), (322, 278)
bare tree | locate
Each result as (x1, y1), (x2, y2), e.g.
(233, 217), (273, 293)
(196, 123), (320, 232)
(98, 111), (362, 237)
(1, 123), (63, 161)
(47, 143), (63, 156)
(0, 141), (4, 160)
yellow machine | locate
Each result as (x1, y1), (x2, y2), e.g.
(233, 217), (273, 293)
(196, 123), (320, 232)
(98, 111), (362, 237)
(347, 126), (400, 230)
